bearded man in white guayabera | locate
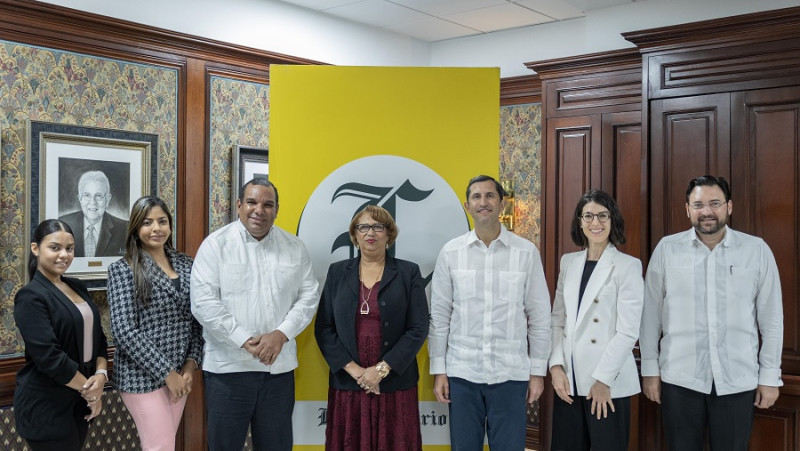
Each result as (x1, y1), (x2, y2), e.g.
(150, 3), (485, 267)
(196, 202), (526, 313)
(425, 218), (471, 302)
(641, 175), (783, 451)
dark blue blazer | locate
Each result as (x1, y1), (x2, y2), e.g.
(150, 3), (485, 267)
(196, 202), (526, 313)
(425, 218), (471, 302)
(315, 256), (429, 392)
(14, 271), (108, 440)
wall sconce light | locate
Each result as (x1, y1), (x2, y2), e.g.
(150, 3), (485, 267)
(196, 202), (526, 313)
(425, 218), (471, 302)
(499, 179), (515, 231)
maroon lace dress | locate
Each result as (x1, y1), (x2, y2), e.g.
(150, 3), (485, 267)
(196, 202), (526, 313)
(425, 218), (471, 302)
(325, 281), (422, 451)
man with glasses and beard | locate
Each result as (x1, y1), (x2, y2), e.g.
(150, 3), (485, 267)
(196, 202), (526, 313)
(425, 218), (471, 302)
(640, 175), (783, 451)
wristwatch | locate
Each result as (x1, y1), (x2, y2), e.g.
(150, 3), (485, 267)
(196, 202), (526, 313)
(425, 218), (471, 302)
(376, 361), (391, 379)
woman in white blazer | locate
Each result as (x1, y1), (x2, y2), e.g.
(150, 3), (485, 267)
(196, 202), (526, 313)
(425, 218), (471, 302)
(549, 190), (644, 451)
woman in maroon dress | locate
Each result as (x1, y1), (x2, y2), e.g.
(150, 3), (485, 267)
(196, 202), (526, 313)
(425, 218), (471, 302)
(315, 205), (429, 450)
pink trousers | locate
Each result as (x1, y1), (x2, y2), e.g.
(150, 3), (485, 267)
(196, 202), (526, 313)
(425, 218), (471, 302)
(121, 386), (188, 451)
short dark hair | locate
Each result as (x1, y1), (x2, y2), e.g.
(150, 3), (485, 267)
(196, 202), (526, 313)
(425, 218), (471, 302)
(570, 190), (626, 247)
(239, 178), (278, 206)
(685, 175), (731, 203)
(465, 175), (506, 200)
(29, 219), (74, 280)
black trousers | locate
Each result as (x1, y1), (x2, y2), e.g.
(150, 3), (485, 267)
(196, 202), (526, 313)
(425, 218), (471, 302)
(551, 394), (631, 451)
(24, 402), (89, 451)
(661, 382), (756, 451)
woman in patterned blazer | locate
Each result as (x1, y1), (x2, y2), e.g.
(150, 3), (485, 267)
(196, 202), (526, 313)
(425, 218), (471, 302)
(107, 196), (203, 451)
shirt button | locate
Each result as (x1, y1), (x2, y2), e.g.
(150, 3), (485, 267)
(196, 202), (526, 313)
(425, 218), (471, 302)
(383, 341), (389, 346)
(593, 318), (599, 323)
(591, 339), (597, 344)
(593, 299), (599, 304)
(384, 322), (389, 327)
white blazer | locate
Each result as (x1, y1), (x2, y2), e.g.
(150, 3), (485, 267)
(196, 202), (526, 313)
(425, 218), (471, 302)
(549, 244), (643, 398)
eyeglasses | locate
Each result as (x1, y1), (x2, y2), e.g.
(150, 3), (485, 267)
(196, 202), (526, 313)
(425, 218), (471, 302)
(355, 223), (387, 233)
(80, 193), (108, 202)
(689, 200), (727, 210)
(579, 212), (611, 223)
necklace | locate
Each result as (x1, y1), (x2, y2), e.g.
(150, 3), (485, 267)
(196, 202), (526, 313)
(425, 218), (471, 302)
(359, 262), (384, 315)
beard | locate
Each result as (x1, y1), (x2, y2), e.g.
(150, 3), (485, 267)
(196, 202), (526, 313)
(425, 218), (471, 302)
(691, 213), (727, 235)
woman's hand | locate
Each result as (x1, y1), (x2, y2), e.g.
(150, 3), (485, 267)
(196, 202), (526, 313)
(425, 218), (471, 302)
(180, 359), (198, 389)
(80, 374), (106, 404)
(357, 365), (383, 394)
(84, 397), (103, 421)
(550, 365), (573, 404)
(165, 370), (190, 403)
(587, 380), (615, 419)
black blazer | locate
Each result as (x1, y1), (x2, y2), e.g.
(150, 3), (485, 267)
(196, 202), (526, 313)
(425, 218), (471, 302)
(14, 271), (109, 441)
(60, 210), (127, 257)
(315, 256), (429, 392)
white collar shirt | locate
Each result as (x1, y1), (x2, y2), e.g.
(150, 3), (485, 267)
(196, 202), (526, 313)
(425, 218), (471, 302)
(190, 220), (320, 374)
(640, 226), (783, 394)
(429, 226), (551, 383)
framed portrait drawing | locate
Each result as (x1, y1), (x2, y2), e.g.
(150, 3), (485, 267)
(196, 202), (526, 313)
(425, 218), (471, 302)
(26, 121), (158, 286)
(231, 145), (269, 220)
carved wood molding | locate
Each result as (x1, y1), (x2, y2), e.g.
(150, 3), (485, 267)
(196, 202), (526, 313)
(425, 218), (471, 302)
(546, 71), (641, 116)
(0, 0), (323, 69)
(646, 38), (800, 99)
(623, 6), (800, 53)
(525, 48), (642, 80)
(500, 74), (541, 105)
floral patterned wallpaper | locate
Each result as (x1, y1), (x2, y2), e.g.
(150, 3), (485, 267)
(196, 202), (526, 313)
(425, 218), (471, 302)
(500, 102), (542, 247)
(0, 48), (541, 358)
(0, 41), (178, 357)
(207, 76), (270, 233)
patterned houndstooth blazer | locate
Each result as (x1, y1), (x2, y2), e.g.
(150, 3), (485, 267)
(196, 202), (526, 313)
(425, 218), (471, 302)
(107, 249), (204, 393)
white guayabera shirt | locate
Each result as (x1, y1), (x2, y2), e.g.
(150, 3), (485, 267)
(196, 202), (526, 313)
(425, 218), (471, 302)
(429, 226), (551, 384)
(191, 220), (320, 374)
(640, 226), (783, 394)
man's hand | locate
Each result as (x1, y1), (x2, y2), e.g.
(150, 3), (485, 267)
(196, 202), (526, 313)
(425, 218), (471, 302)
(527, 376), (544, 404)
(246, 330), (289, 365)
(433, 374), (450, 403)
(642, 376), (661, 404)
(754, 385), (779, 409)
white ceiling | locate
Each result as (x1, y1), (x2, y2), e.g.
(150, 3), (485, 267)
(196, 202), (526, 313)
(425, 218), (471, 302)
(276, 0), (638, 42)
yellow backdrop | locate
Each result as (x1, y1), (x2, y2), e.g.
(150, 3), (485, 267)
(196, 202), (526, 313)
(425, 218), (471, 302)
(270, 65), (499, 450)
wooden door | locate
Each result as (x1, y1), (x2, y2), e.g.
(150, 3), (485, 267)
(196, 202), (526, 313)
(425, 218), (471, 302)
(649, 93), (732, 243)
(645, 86), (800, 450)
(732, 86), (800, 451)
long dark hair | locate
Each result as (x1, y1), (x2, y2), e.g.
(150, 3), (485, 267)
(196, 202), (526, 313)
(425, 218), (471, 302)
(124, 196), (175, 306)
(29, 219), (74, 280)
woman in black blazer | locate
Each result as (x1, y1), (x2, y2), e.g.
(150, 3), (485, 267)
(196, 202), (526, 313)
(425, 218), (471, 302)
(107, 196), (203, 451)
(14, 219), (109, 451)
(315, 205), (429, 451)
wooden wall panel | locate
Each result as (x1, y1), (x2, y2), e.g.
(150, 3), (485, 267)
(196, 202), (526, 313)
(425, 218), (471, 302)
(646, 39), (800, 99)
(547, 115), (601, 265)
(547, 72), (641, 117)
(649, 93), (731, 242)
(602, 112), (643, 260)
(732, 86), (800, 376)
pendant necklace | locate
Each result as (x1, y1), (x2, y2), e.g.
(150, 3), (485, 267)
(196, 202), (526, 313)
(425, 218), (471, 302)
(359, 262), (384, 315)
